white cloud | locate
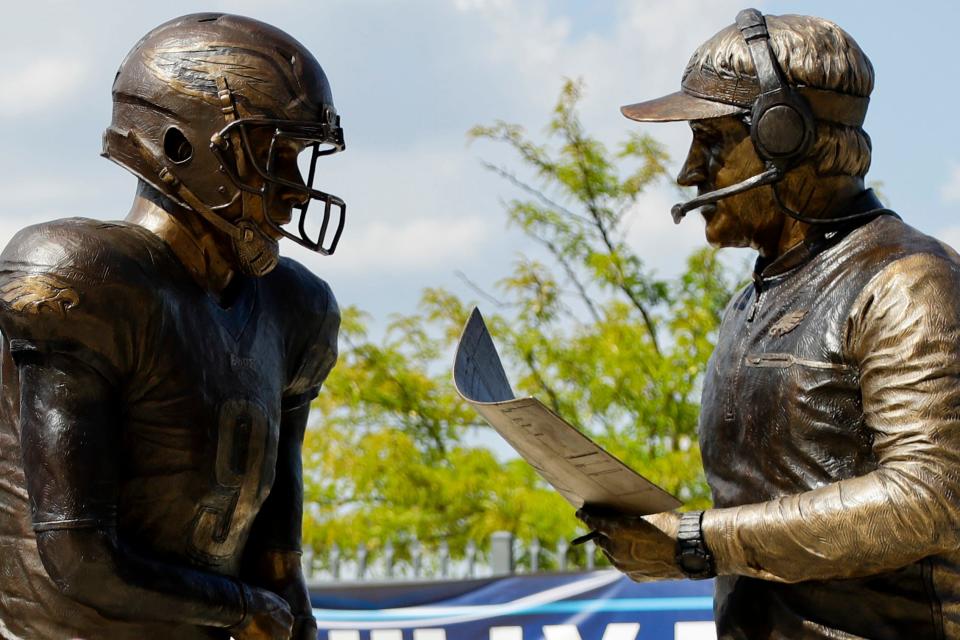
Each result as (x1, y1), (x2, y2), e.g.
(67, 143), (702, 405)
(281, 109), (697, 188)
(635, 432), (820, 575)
(0, 178), (103, 209)
(0, 0), (762, 324)
(452, 0), (744, 146)
(454, 0), (512, 11)
(323, 215), (488, 272)
(0, 57), (89, 117)
(462, 1), (572, 74)
(941, 163), (960, 204)
(276, 140), (514, 283)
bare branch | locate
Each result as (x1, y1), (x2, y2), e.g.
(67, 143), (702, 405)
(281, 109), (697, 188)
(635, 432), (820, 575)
(521, 347), (569, 425)
(530, 234), (602, 325)
(567, 132), (663, 355)
(478, 161), (594, 227)
(454, 270), (509, 308)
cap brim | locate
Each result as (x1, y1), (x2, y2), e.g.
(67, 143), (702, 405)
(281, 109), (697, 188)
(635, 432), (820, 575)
(621, 91), (747, 122)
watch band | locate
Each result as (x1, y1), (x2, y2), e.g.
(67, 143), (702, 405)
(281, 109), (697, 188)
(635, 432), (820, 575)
(675, 510), (716, 580)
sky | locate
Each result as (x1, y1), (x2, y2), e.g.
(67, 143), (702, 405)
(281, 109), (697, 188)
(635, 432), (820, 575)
(1, 0), (958, 333)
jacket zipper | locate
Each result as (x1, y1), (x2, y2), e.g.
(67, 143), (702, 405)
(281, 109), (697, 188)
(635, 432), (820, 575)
(747, 281), (764, 322)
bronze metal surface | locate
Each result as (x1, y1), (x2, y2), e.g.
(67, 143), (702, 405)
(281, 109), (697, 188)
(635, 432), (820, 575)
(621, 90), (747, 123)
(622, 14), (870, 128)
(700, 212), (960, 638)
(103, 12), (346, 275)
(599, 7), (960, 640)
(0, 13), (341, 640)
(622, 73), (869, 127)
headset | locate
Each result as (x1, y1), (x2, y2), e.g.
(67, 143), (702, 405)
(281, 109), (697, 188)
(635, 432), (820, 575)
(671, 8), (885, 227)
(738, 9), (814, 168)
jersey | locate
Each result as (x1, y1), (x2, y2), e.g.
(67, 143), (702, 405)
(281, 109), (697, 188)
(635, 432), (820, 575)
(0, 218), (339, 639)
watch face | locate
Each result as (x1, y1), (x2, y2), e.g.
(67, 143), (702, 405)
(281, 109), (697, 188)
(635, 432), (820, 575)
(681, 554), (710, 573)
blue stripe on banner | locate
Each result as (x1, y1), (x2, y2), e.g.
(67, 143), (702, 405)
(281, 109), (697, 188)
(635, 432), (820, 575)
(313, 596), (714, 621)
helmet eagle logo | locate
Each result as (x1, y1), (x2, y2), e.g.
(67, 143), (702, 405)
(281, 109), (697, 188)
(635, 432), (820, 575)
(143, 46), (280, 105)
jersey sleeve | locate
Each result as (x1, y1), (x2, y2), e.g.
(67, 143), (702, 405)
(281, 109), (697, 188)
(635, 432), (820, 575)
(0, 221), (150, 386)
(702, 252), (960, 582)
(277, 260), (340, 410)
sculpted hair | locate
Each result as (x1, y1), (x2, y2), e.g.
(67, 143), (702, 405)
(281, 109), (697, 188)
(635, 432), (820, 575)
(691, 14), (874, 177)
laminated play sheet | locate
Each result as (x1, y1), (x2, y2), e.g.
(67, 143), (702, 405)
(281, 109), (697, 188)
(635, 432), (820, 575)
(453, 307), (681, 515)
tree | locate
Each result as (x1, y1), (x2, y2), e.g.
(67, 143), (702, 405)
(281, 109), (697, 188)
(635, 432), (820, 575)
(302, 79), (739, 569)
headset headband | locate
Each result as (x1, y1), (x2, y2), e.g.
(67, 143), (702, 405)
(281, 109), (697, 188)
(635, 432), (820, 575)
(736, 9), (783, 94)
(735, 8), (815, 166)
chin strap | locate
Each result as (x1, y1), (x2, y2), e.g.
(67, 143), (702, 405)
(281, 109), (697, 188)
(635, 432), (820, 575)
(117, 127), (277, 277)
(214, 76), (279, 275)
(119, 128), (242, 242)
(215, 77), (260, 215)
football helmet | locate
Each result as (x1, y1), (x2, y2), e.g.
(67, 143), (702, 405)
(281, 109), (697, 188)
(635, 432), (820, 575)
(102, 13), (346, 276)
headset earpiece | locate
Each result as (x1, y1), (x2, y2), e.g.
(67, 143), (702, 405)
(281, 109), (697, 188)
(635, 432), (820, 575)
(750, 90), (814, 162)
(737, 8), (815, 168)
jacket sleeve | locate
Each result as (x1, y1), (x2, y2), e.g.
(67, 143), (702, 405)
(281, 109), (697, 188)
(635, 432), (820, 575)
(703, 251), (960, 583)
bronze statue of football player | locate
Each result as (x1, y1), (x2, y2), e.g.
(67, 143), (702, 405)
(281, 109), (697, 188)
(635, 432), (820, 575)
(0, 13), (343, 640)
(578, 9), (960, 639)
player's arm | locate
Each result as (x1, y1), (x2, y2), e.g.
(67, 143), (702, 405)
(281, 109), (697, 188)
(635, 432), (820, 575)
(702, 252), (960, 582)
(19, 350), (292, 637)
(242, 398), (317, 640)
(241, 274), (340, 640)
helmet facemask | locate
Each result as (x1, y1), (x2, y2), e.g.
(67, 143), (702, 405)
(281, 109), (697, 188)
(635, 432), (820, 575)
(211, 113), (346, 260)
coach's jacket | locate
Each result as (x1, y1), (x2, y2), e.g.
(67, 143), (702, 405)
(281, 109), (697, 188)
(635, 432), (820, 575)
(699, 191), (960, 639)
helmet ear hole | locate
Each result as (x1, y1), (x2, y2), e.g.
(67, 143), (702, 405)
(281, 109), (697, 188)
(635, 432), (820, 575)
(163, 127), (193, 164)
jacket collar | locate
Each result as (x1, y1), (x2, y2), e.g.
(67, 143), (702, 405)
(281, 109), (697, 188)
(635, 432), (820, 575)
(753, 189), (893, 282)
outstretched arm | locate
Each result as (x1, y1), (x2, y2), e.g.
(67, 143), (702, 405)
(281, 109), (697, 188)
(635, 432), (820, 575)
(239, 270), (340, 639)
(19, 351), (292, 637)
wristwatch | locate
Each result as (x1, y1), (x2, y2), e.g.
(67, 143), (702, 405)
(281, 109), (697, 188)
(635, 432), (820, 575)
(675, 510), (716, 580)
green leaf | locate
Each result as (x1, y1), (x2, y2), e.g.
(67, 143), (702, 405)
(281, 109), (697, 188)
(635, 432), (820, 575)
(304, 80), (742, 563)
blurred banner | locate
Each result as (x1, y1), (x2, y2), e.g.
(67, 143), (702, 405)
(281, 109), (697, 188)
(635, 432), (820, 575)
(311, 570), (716, 640)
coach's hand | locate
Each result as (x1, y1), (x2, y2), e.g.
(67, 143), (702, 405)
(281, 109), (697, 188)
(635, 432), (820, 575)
(575, 508), (683, 581)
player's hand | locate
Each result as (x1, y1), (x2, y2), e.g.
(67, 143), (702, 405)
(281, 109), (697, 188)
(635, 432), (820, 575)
(291, 614), (319, 640)
(231, 586), (294, 640)
(576, 508), (683, 580)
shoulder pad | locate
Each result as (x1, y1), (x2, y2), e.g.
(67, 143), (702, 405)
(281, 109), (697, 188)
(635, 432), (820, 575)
(0, 219), (159, 383)
(1, 218), (156, 278)
(268, 258), (340, 405)
(268, 257), (337, 319)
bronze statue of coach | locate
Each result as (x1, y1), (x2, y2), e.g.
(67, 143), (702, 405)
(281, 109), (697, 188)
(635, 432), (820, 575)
(580, 9), (960, 640)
